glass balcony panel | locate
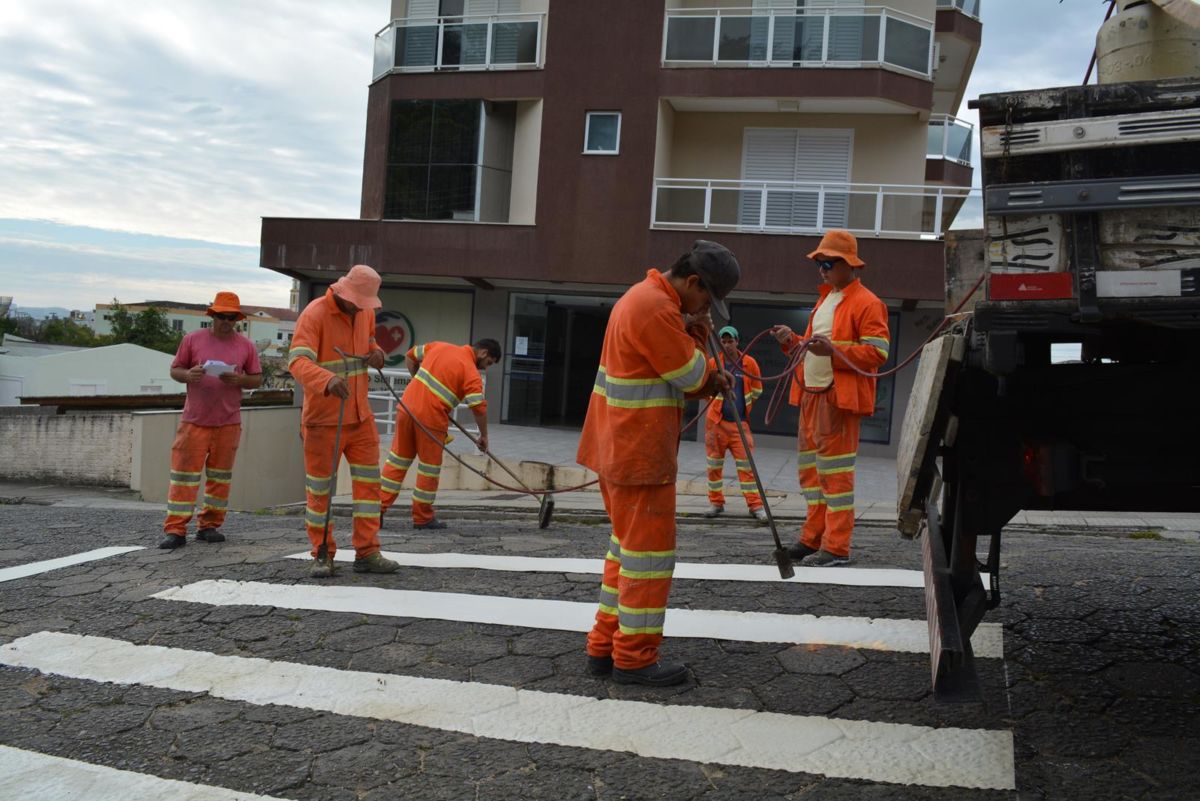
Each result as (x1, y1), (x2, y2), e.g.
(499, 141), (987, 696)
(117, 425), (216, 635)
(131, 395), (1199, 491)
(374, 25), (395, 79)
(826, 15), (879, 62)
(491, 20), (538, 64)
(709, 188), (744, 227)
(654, 187), (706, 225)
(882, 194), (929, 235)
(771, 15), (824, 62)
(442, 23), (489, 67)
(927, 123), (946, 158)
(717, 16), (770, 62)
(883, 16), (930, 73)
(665, 16), (716, 61)
(946, 121), (972, 163)
(396, 25), (439, 68)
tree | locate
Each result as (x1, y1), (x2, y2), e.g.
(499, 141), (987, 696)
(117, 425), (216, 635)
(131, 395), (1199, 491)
(105, 299), (182, 354)
(38, 318), (102, 347)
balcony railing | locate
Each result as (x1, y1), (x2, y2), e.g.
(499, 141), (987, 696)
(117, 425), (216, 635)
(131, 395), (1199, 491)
(662, 6), (934, 79)
(373, 12), (544, 79)
(936, 0), (981, 21)
(927, 114), (974, 166)
(651, 177), (970, 238)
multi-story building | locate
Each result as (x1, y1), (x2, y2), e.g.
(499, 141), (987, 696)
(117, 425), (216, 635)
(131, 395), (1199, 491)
(91, 301), (298, 358)
(260, 0), (980, 454)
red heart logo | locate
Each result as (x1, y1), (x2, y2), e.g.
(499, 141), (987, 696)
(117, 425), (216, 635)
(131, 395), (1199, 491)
(375, 324), (406, 354)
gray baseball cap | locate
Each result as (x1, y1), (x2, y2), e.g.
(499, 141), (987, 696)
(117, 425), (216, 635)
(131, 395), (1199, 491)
(687, 240), (741, 319)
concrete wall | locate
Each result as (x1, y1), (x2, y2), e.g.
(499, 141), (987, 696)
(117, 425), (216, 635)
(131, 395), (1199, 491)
(470, 287), (510, 417)
(377, 287), (475, 354)
(509, 100), (543, 225)
(945, 228), (986, 313)
(0, 409), (134, 486)
(130, 406), (307, 509)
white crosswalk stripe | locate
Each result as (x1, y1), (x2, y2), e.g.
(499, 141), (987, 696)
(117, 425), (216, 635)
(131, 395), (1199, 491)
(0, 546), (144, 583)
(152, 579), (1005, 657)
(284, 549), (926, 588)
(0, 632), (1016, 790)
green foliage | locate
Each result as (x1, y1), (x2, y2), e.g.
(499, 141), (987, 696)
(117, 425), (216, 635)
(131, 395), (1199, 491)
(37, 318), (103, 347)
(105, 299), (182, 354)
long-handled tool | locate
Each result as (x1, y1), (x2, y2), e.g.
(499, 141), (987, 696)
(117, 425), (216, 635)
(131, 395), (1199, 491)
(316, 352), (350, 568)
(708, 332), (794, 580)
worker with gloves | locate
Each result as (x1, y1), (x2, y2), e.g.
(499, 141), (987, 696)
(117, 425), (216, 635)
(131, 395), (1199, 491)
(703, 325), (767, 523)
(578, 240), (739, 687)
(288, 264), (399, 578)
(160, 291), (262, 549)
(772, 230), (890, 567)
(379, 338), (501, 529)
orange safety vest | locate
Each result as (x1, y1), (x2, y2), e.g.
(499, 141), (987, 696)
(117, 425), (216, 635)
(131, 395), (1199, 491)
(577, 269), (711, 486)
(401, 341), (487, 427)
(288, 288), (380, 427)
(786, 278), (891, 416)
(705, 352), (763, 425)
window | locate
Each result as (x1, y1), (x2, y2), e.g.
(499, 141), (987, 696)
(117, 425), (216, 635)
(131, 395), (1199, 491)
(385, 99), (482, 220)
(201, 321), (210, 329)
(584, 112), (621, 155)
(171, 319), (183, 332)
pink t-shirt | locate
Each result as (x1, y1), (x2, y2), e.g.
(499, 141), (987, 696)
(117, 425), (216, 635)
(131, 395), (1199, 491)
(171, 330), (262, 427)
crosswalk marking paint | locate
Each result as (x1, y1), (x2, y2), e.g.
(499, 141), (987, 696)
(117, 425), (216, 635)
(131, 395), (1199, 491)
(284, 550), (926, 588)
(0, 632), (1016, 790)
(153, 579), (1004, 657)
(0, 546), (144, 584)
(0, 744), (286, 800)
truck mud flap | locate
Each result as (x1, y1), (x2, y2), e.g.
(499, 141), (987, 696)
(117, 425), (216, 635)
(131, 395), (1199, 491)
(922, 497), (982, 703)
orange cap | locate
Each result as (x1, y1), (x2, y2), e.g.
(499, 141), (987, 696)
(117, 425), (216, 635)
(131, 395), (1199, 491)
(331, 264), (382, 310)
(206, 291), (245, 319)
(806, 229), (865, 268)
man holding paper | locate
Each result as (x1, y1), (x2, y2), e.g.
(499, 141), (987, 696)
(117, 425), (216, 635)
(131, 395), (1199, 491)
(160, 291), (262, 549)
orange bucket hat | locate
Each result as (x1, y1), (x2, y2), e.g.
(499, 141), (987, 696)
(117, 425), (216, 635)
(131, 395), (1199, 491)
(331, 264), (382, 310)
(806, 229), (865, 268)
(206, 291), (245, 319)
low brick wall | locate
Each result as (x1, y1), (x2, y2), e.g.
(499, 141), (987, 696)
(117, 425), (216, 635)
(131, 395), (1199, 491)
(0, 409), (134, 486)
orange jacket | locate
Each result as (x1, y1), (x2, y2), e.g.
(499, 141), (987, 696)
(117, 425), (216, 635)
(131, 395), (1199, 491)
(577, 269), (711, 486)
(288, 289), (381, 427)
(784, 278), (890, 416)
(705, 352), (763, 425)
(402, 341), (486, 428)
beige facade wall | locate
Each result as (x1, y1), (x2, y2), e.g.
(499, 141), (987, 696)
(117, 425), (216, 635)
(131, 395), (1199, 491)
(0, 411), (134, 486)
(131, 406), (307, 509)
(377, 287), (474, 355)
(653, 100), (677, 179)
(509, 100), (542, 225)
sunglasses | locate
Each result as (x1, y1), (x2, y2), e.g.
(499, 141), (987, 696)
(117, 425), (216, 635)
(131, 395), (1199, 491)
(212, 313), (240, 321)
(815, 259), (838, 272)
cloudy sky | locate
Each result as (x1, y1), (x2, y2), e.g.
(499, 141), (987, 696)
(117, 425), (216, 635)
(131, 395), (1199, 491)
(0, 0), (1107, 312)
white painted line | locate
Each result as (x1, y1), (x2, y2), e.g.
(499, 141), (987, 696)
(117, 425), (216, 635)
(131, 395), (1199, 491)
(153, 579), (1003, 658)
(0, 632), (1015, 790)
(0, 743), (285, 800)
(284, 550), (926, 588)
(0, 546), (145, 584)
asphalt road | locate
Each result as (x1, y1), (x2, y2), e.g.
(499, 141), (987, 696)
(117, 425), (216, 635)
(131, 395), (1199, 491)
(0, 505), (1196, 800)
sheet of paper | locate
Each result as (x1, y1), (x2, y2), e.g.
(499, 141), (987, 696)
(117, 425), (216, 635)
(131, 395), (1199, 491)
(202, 360), (235, 376)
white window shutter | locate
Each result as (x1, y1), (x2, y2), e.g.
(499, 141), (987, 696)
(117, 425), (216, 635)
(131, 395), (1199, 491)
(741, 127), (852, 231)
(794, 130), (852, 228)
(408, 0), (438, 17)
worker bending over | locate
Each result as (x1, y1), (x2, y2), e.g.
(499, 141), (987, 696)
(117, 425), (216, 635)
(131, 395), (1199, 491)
(289, 265), (399, 578)
(578, 240), (738, 687)
(704, 325), (767, 523)
(773, 230), (889, 567)
(379, 339), (501, 529)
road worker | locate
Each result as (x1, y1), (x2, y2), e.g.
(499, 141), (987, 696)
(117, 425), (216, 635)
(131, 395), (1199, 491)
(288, 265), (399, 578)
(772, 230), (889, 567)
(578, 240), (738, 687)
(160, 291), (262, 549)
(704, 325), (767, 523)
(379, 339), (501, 529)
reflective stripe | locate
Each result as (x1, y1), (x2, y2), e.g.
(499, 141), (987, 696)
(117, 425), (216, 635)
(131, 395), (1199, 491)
(826, 491), (855, 512)
(169, 470), (201, 483)
(412, 488), (437, 504)
(414, 368), (459, 409)
(463, 393), (485, 407)
(414, 344), (426, 360)
(305, 474), (332, 496)
(606, 535), (621, 562)
(349, 463), (380, 483)
(817, 452), (857, 474)
(206, 468), (233, 480)
(706, 457), (723, 468)
(202, 496), (228, 510)
(287, 346), (318, 366)
(598, 583), (619, 610)
(738, 482), (757, 493)
(416, 462), (441, 478)
(661, 349), (708, 393)
(618, 549), (675, 580)
(861, 336), (890, 359)
(806, 498), (827, 507)
(707, 480), (724, 491)
(304, 509), (327, 528)
(166, 502), (193, 515)
(797, 450), (817, 469)
(747, 388), (763, 402)
(802, 486), (824, 502)
(380, 477), (404, 494)
(386, 452), (414, 470)
(592, 368), (684, 410)
(617, 605), (667, 634)
(734, 460), (751, 470)
(168, 479), (200, 489)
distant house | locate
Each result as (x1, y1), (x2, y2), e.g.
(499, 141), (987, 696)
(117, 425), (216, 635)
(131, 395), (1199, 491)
(90, 301), (298, 357)
(0, 336), (174, 406)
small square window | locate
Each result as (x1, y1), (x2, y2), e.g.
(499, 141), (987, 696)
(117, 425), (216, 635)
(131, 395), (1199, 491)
(584, 112), (621, 155)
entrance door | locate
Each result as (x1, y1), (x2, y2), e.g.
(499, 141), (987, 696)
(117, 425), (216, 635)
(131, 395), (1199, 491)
(541, 305), (608, 427)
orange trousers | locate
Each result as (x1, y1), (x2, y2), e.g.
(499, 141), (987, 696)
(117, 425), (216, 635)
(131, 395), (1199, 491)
(379, 406), (446, 526)
(586, 480), (677, 669)
(705, 418), (763, 511)
(797, 389), (861, 557)
(302, 420), (382, 559)
(163, 422), (240, 535)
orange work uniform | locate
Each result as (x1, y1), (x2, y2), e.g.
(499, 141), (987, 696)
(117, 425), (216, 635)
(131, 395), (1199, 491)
(288, 288), (385, 559)
(783, 278), (889, 557)
(380, 342), (486, 525)
(577, 269), (711, 670)
(704, 352), (764, 512)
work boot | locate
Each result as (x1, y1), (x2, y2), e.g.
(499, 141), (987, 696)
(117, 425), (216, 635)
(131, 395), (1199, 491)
(801, 549), (852, 568)
(786, 541), (817, 560)
(703, 505), (724, 519)
(751, 508), (769, 524)
(414, 519), (447, 530)
(309, 557), (338, 578)
(158, 534), (186, 550)
(196, 528), (225, 543)
(586, 655), (614, 677)
(612, 661), (689, 687)
(353, 552), (399, 574)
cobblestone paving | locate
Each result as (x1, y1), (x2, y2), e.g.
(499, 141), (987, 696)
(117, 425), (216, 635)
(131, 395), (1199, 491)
(0, 506), (1196, 799)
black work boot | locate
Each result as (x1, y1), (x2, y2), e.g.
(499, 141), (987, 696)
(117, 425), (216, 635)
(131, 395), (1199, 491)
(158, 534), (186, 550)
(414, 519), (447, 530)
(786, 542), (817, 561)
(586, 655), (614, 677)
(612, 662), (689, 687)
(196, 528), (225, 543)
